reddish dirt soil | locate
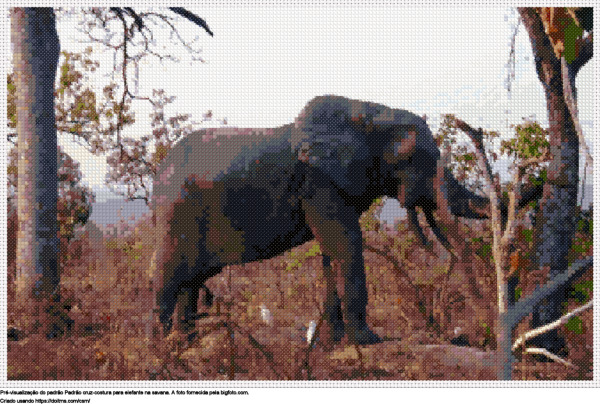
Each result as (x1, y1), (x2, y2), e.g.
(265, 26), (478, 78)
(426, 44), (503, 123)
(7, 212), (593, 380)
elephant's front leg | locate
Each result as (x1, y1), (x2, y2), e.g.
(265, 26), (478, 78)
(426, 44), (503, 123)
(302, 188), (381, 345)
(322, 254), (344, 342)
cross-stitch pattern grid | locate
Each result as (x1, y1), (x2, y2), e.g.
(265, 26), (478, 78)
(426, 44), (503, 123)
(1, 2), (598, 387)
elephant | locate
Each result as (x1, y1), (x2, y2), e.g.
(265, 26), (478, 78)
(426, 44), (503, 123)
(151, 95), (492, 345)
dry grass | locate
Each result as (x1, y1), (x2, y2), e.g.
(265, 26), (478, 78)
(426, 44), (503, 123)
(6, 213), (593, 380)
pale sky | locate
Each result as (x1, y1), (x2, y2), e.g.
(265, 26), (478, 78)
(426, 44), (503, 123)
(5, 5), (596, 205)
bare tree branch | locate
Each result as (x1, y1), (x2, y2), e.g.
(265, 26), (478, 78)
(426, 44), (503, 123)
(453, 119), (494, 186)
(513, 300), (592, 351)
(506, 256), (592, 329)
(143, 12), (207, 62)
(455, 117), (514, 380)
(168, 7), (214, 37)
(506, 17), (521, 93)
(518, 8), (561, 87)
(123, 7), (144, 32)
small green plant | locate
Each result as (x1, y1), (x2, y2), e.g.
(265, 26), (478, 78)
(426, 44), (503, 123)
(479, 321), (493, 347)
(565, 316), (584, 334)
(571, 237), (593, 254)
(568, 280), (593, 303)
(501, 121), (549, 160)
(126, 242), (144, 261)
(514, 287), (522, 302)
(474, 240), (492, 260)
(521, 228), (533, 243)
(305, 243), (321, 258)
(285, 242), (321, 271)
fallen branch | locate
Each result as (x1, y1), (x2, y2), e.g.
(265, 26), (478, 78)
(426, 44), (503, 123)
(512, 300), (592, 351)
(168, 7), (213, 36)
(523, 347), (575, 368)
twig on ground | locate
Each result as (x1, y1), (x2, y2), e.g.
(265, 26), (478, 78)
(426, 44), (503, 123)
(523, 347), (575, 368)
(355, 344), (366, 379)
(298, 311), (325, 380)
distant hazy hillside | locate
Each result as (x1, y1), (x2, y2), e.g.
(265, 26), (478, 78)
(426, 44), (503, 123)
(89, 180), (592, 227)
(88, 198), (150, 226)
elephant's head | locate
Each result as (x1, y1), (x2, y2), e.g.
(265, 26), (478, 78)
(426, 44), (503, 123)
(291, 95), (534, 250)
(379, 112), (540, 249)
(343, 100), (492, 248)
(383, 121), (491, 249)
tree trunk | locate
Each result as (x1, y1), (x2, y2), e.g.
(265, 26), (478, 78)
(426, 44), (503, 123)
(518, 8), (584, 355)
(11, 8), (60, 313)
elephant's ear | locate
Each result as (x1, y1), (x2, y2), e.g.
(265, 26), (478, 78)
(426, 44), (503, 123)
(382, 124), (417, 165)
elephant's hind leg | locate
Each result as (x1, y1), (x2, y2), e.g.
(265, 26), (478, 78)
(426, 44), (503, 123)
(176, 286), (201, 333)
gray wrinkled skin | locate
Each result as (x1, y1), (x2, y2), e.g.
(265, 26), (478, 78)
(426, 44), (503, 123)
(152, 95), (487, 344)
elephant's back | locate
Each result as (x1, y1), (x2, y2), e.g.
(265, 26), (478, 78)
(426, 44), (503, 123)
(153, 124), (295, 208)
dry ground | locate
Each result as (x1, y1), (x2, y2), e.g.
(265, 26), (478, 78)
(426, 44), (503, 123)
(7, 212), (593, 380)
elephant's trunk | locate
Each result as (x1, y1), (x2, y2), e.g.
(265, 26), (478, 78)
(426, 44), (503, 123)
(440, 168), (544, 221)
(442, 167), (490, 219)
(405, 164), (491, 251)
